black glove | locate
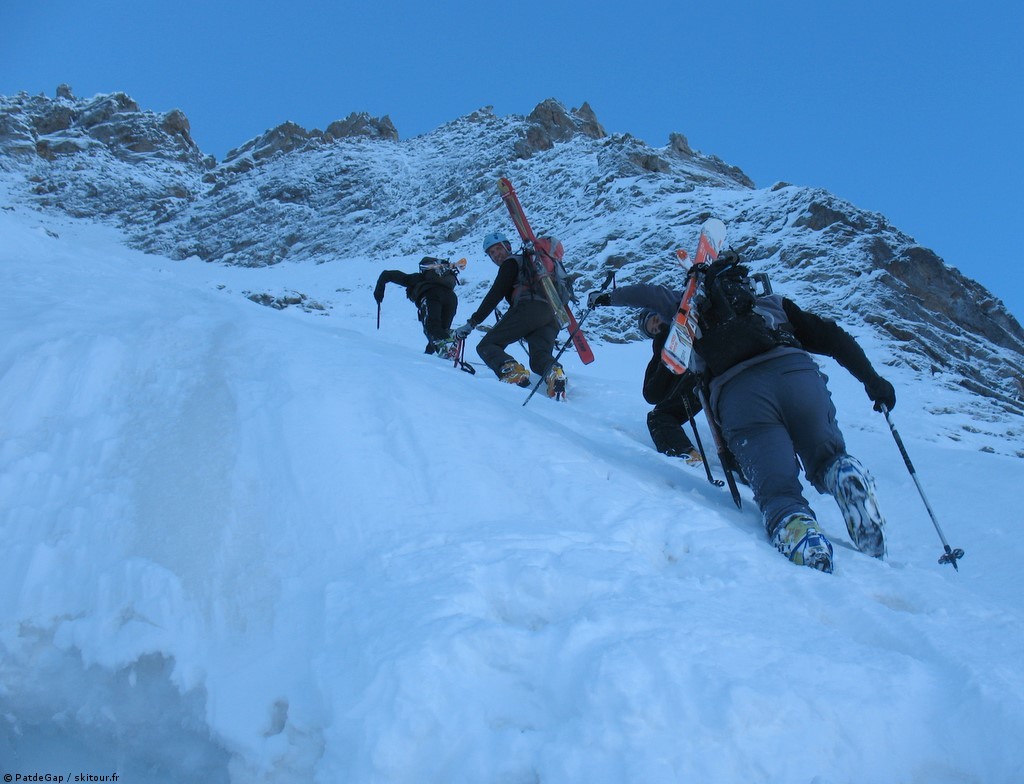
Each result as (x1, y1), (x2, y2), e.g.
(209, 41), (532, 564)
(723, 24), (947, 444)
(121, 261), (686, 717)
(453, 320), (476, 340)
(587, 291), (612, 308)
(864, 375), (896, 412)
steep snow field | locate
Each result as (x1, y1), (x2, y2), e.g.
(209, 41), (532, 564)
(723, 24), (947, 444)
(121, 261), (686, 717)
(1, 205), (1022, 783)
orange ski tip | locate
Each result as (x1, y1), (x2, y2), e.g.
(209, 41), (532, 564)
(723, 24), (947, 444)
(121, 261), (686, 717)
(676, 248), (689, 261)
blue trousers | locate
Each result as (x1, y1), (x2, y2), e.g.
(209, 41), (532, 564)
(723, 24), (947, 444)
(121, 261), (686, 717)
(716, 352), (847, 535)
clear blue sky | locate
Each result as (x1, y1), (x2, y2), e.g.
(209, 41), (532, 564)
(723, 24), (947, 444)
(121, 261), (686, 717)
(3, 0), (1021, 321)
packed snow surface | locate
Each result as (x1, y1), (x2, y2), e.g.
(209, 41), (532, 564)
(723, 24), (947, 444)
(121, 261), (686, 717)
(1, 203), (1022, 783)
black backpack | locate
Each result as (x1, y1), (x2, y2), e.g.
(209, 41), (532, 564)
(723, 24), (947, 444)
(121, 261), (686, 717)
(417, 256), (460, 290)
(693, 251), (799, 376)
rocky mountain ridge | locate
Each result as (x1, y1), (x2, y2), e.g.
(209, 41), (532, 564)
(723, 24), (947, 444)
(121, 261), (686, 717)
(2, 85), (1022, 433)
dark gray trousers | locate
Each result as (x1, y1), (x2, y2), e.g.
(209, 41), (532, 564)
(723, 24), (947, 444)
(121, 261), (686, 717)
(417, 287), (458, 344)
(477, 299), (559, 377)
(716, 352), (846, 534)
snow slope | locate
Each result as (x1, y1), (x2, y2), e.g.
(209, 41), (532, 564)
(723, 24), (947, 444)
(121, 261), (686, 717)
(1, 204), (1022, 783)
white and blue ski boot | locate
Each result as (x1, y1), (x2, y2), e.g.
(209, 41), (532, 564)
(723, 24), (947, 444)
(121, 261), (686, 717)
(771, 513), (834, 573)
(824, 455), (886, 558)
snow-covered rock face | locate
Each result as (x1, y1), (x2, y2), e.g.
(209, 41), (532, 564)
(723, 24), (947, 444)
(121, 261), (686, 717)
(2, 86), (1022, 417)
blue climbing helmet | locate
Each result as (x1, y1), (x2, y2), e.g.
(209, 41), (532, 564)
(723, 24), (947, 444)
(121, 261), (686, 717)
(482, 231), (511, 253)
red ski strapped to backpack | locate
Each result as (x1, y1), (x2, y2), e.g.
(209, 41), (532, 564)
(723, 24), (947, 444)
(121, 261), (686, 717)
(661, 217), (728, 375)
(496, 178), (595, 364)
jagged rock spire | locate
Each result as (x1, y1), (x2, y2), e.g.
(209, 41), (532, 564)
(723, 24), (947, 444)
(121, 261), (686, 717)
(515, 98), (607, 158)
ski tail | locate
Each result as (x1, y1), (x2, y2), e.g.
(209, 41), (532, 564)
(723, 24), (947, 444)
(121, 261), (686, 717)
(661, 218), (728, 375)
(497, 178), (536, 244)
(694, 218), (727, 264)
(565, 309), (595, 364)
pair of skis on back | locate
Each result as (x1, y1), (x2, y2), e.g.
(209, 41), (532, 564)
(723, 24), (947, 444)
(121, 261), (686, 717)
(658, 217), (744, 508)
(496, 178), (597, 367)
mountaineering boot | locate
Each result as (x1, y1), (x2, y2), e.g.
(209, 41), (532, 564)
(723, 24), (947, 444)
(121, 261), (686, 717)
(431, 336), (460, 361)
(499, 360), (531, 388)
(680, 448), (704, 467)
(545, 363), (567, 400)
(656, 434), (703, 465)
(823, 454), (886, 558)
(771, 513), (834, 573)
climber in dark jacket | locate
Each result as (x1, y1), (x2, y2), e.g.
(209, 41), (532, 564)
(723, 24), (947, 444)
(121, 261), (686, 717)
(452, 232), (566, 399)
(689, 254), (896, 574)
(374, 257), (462, 358)
(588, 284), (704, 463)
(589, 260), (896, 575)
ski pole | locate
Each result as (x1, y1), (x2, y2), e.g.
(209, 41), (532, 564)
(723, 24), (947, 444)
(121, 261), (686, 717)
(376, 303), (381, 329)
(880, 406), (964, 571)
(523, 270), (615, 408)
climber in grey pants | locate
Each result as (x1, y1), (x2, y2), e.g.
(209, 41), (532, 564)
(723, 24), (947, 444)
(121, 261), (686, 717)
(716, 351), (846, 536)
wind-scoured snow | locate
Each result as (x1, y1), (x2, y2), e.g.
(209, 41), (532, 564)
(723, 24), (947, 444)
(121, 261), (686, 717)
(1, 202), (1022, 783)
